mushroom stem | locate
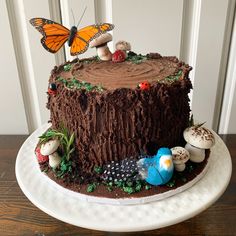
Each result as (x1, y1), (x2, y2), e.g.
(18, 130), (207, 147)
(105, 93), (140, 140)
(90, 33), (113, 61)
(96, 45), (112, 61)
(174, 163), (186, 172)
(185, 143), (205, 163)
(49, 152), (61, 169)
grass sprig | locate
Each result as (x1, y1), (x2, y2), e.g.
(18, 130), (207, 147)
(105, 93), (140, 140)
(39, 127), (75, 161)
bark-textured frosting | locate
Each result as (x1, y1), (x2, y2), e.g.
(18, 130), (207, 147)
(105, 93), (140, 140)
(47, 54), (192, 173)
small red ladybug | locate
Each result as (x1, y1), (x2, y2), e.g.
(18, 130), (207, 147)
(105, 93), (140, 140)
(48, 89), (57, 95)
(138, 81), (150, 90)
(48, 83), (57, 95)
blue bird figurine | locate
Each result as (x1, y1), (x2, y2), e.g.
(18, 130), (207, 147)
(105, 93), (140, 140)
(137, 147), (174, 186)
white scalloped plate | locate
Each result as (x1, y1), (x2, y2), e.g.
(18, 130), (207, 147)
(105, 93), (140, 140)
(15, 124), (232, 232)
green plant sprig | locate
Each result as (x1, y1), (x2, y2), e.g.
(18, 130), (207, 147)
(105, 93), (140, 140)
(39, 127), (75, 161)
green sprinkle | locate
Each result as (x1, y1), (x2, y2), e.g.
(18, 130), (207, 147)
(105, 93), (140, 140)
(107, 186), (113, 192)
(187, 165), (194, 172)
(135, 183), (142, 192)
(145, 185), (151, 190)
(94, 166), (103, 174)
(96, 85), (104, 92)
(164, 70), (183, 83)
(181, 177), (187, 182)
(166, 180), (175, 188)
(43, 167), (49, 173)
(115, 181), (123, 187)
(87, 183), (97, 193)
(123, 186), (134, 194)
(94, 55), (100, 61)
(126, 54), (147, 64)
(63, 64), (72, 71)
(127, 181), (133, 187)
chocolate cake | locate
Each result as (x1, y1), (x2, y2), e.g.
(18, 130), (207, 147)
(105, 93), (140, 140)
(35, 49), (217, 200)
(29, 17), (215, 201)
(47, 53), (192, 175)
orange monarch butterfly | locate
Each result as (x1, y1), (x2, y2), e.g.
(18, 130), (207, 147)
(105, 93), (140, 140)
(29, 18), (114, 56)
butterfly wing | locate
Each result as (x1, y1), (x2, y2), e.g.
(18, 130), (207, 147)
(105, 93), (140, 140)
(70, 37), (88, 56)
(30, 18), (70, 53)
(77, 23), (114, 43)
(70, 23), (114, 55)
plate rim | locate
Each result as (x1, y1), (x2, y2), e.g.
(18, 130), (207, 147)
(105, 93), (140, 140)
(15, 124), (232, 232)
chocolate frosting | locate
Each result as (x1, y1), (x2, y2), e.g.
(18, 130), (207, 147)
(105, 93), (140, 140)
(47, 54), (192, 174)
(72, 58), (184, 89)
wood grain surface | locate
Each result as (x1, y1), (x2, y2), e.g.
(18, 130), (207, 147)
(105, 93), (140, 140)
(0, 135), (235, 236)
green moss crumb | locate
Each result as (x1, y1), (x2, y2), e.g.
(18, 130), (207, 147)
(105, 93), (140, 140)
(166, 179), (176, 188)
(145, 185), (151, 190)
(164, 70), (183, 83)
(94, 166), (103, 174)
(87, 183), (97, 193)
(56, 77), (104, 92)
(123, 186), (134, 194)
(63, 64), (72, 71)
(126, 54), (147, 64)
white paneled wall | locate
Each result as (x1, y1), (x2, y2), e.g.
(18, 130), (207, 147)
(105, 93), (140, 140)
(219, 10), (236, 134)
(1, 0), (236, 134)
(0, 0), (28, 134)
(112, 0), (184, 56)
(23, 0), (57, 125)
(60, 0), (97, 61)
(181, 0), (232, 130)
(6, 0), (57, 133)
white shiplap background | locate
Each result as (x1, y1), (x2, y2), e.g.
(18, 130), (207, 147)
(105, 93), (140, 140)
(1, 0), (236, 134)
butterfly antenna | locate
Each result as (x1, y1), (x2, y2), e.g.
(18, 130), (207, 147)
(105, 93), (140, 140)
(76, 6), (87, 27)
(71, 9), (76, 25)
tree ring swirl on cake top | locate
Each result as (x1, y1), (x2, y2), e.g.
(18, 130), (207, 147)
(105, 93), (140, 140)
(67, 55), (191, 90)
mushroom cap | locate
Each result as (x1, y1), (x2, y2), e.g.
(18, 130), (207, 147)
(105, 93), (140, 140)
(171, 146), (190, 164)
(115, 40), (131, 51)
(183, 125), (215, 149)
(40, 139), (60, 156)
(90, 33), (112, 48)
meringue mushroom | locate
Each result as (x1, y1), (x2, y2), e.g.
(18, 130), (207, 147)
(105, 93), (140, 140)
(40, 139), (60, 156)
(90, 33), (112, 61)
(171, 147), (190, 172)
(183, 125), (215, 149)
(115, 40), (131, 56)
(49, 152), (61, 169)
(183, 125), (215, 163)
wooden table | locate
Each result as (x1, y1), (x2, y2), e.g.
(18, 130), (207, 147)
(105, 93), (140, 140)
(0, 135), (235, 236)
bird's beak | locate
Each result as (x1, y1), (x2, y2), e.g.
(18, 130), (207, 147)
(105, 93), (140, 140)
(164, 159), (171, 168)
